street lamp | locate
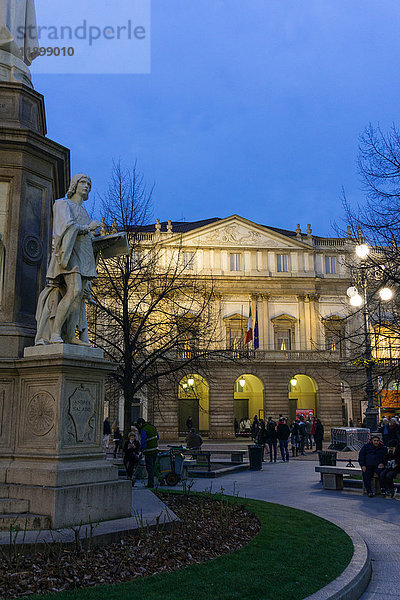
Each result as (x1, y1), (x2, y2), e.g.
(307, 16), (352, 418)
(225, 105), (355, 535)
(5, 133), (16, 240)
(347, 243), (394, 432)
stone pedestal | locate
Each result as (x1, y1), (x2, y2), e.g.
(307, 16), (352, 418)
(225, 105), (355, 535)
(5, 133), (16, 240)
(0, 83), (69, 358)
(0, 344), (132, 529)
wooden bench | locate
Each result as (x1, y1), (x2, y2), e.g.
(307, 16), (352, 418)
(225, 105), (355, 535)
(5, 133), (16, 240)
(315, 465), (381, 494)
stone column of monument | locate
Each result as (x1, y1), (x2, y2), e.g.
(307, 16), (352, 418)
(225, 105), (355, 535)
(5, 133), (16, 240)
(0, 2), (132, 530)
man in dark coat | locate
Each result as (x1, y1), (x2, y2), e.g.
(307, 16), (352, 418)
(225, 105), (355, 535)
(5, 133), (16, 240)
(277, 418), (290, 462)
(358, 435), (387, 497)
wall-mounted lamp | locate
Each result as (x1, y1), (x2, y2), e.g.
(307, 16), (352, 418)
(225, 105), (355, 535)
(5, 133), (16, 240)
(182, 383), (188, 389)
(239, 378), (245, 387)
(290, 378), (297, 387)
(187, 378), (194, 387)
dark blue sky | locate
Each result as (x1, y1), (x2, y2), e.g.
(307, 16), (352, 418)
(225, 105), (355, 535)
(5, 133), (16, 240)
(33, 0), (400, 236)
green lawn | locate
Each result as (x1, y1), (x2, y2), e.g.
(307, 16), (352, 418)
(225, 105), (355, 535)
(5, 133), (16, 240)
(20, 495), (353, 600)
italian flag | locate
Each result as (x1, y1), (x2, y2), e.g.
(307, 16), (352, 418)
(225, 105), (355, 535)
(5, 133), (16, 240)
(245, 303), (253, 344)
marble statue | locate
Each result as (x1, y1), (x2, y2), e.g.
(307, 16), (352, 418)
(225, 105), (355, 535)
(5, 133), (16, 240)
(35, 174), (101, 346)
(0, 0), (39, 85)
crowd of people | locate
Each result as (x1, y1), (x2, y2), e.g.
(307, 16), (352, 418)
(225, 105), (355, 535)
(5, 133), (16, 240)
(235, 414), (324, 462)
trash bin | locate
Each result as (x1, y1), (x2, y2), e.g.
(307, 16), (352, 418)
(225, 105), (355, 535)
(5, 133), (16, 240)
(318, 450), (337, 466)
(248, 445), (263, 470)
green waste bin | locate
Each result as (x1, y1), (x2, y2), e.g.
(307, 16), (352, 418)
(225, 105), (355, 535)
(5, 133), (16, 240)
(248, 445), (263, 470)
(318, 450), (337, 466)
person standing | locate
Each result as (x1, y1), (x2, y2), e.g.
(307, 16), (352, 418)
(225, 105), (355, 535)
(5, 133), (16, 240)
(265, 417), (277, 463)
(314, 419), (324, 452)
(103, 416), (111, 450)
(305, 418), (313, 449)
(136, 417), (159, 488)
(123, 433), (141, 484)
(112, 422), (123, 458)
(277, 418), (290, 462)
(358, 435), (387, 497)
(380, 440), (400, 497)
(256, 420), (267, 461)
(298, 416), (307, 455)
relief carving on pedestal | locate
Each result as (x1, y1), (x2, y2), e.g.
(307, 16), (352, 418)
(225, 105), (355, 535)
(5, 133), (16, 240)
(67, 385), (96, 443)
(27, 391), (56, 436)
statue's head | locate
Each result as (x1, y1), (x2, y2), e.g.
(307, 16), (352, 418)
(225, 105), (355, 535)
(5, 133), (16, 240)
(66, 174), (92, 200)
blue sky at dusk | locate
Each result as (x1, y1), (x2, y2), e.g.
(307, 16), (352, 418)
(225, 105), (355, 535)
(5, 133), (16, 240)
(33, 0), (400, 237)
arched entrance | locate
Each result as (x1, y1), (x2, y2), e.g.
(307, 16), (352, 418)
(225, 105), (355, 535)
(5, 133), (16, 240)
(288, 374), (317, 422)
(178, 374), (209, 436)
(234, 374), (264, 423)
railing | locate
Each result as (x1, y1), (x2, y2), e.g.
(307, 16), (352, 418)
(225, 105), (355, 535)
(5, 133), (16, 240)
(173, 348), (341, 362)
(314, 238), (346, 248)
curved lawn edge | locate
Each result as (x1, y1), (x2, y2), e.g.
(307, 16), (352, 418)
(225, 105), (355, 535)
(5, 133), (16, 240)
(15, 494), (356, 600)
(304, 522), (371, 600)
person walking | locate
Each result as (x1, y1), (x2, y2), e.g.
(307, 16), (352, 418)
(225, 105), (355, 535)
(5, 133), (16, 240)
(277, 418), (290, 462)
(136, 417), (159, 488)
(290, 420), (300, 457)
(314, 419), (324, 452)
(358, 435), (387, 497)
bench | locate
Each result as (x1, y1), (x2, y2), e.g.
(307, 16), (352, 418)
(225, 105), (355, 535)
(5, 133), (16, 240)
(315, 465), (381, 494)
(203, 449), (247, 463)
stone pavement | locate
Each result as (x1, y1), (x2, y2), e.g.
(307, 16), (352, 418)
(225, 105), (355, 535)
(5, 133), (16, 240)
(172, 458), (399, 600)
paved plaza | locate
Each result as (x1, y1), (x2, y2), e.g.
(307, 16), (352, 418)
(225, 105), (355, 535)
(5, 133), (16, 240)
(170, 457), (399, 600)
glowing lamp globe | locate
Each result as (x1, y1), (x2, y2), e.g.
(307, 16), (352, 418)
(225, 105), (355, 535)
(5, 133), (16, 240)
(379, 287), (393, 301)
(346, 286), (358, 298)
(355, 244), (370, 259)
(350, 293), (363, 307)
(290, 378), (297, 386)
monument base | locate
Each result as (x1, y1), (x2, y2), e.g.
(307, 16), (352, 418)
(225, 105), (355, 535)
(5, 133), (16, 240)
(0, 344), (132, 530)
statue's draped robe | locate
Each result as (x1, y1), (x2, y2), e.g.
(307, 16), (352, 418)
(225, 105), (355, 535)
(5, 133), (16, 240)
(0, 0), (38, 65)
(35, 199), (97, 344)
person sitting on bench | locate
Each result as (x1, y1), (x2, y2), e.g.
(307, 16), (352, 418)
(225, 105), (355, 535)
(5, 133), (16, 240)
(358, 435), (387, 497)
(186, 428), (203, 449)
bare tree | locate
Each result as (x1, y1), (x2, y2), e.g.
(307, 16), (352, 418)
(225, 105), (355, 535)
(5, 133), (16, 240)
(88, 163), (219, 433)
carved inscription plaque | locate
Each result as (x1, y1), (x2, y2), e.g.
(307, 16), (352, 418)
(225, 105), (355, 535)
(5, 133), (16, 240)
(68, 385), (95, 443)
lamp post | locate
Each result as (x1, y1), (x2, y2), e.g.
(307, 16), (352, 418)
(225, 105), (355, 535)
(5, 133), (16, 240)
(347, 243), (394, 432)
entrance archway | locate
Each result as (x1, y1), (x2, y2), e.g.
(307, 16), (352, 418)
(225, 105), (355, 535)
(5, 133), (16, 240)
(234, 374), (264, 423)
(288, 374), (317, 422)
(178, 374), (209, 435)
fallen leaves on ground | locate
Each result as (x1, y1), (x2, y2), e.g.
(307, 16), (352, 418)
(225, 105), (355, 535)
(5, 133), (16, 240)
(0, 493), (260, 599)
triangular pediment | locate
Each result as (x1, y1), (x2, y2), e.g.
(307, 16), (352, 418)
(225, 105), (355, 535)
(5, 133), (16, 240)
(163, 215), (312, 249)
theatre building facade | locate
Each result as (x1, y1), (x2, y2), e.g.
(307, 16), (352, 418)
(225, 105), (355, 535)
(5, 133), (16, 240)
(130, 214), (366, 440)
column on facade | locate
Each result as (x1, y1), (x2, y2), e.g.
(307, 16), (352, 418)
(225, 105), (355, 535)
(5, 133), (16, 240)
(213, 293), (223, 349)
(262, 293), (270, 350)
(308, 293), (321, 349)
(297, 294), (306, 351)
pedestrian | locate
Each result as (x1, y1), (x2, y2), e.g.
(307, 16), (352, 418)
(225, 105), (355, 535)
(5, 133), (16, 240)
(136, 417), (159, 488)
(256, 419), (267, 461)
(387, 418), (400, 445)
(265, 417), (277, 463)
(112, 422), (123, 458)
(277, 417), (290, 462)
(379, 418), (390, 445)
(380, 440), (400, 498)
(186, 416), (193, 431)
(186, 428), (203, 449)
(305, 418), (313, 449)
(298, 415), (307, 455)
(251, 415), (259, 441)
(290, 420), (300, 457)
(239, 418), (245, 435)
(244, 417), (251, 436)
(123, 432), (141, 484)
(358, 435), (387, 497)
(314, 419), (324, 452)
(103, 416), (111, 450)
